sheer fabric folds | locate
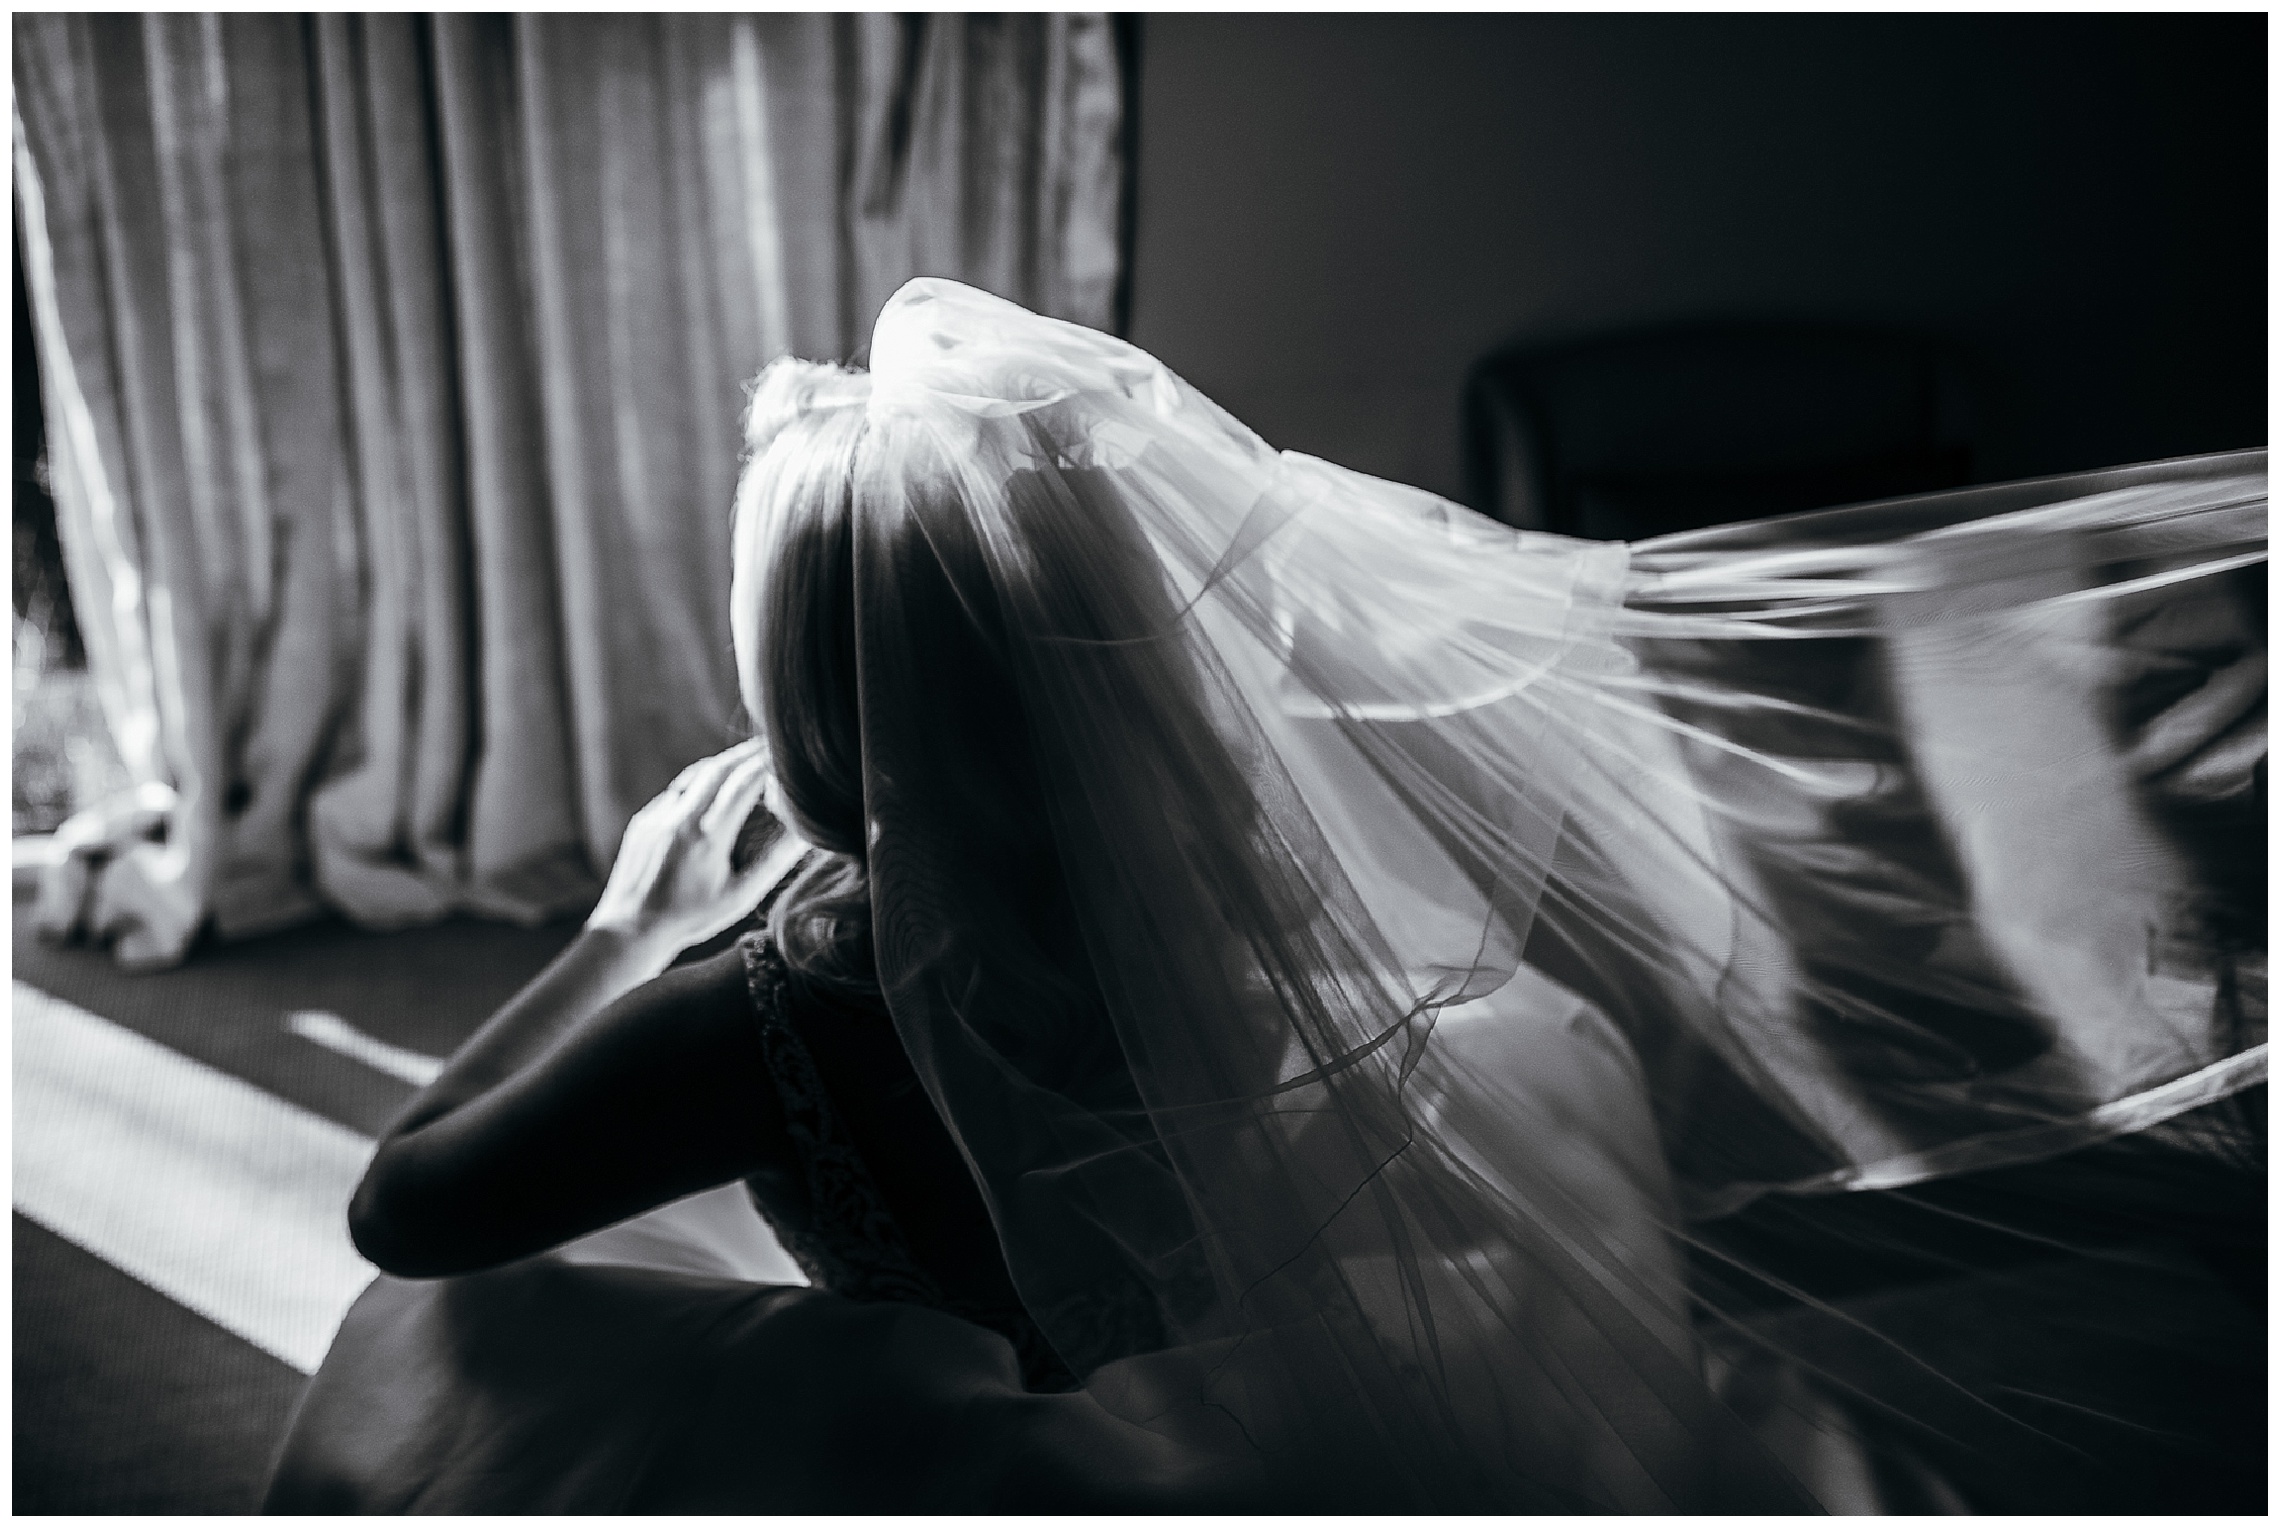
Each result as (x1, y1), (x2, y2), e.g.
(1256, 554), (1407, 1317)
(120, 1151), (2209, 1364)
(12, 14), (1124, 965)
(751, 280), (2263, 1510)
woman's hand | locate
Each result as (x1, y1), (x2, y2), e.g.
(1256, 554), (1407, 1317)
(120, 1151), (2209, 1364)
(587, 739), (789, 959)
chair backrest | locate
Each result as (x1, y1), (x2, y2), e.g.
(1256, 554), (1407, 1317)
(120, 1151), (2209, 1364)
(1462, 324), (1976, 539)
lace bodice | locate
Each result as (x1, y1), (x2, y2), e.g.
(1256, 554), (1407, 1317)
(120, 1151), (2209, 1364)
(736, 932), (1076, 1390)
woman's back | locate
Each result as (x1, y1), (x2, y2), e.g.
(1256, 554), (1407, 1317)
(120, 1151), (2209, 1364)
(731, 931), (1075, 1389)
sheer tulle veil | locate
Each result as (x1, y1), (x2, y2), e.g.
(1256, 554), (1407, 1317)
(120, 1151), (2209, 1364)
(730, 279), (2265, 1510)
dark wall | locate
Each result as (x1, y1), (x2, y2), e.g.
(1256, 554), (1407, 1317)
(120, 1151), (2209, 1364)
(1127, 14), (2266, 502)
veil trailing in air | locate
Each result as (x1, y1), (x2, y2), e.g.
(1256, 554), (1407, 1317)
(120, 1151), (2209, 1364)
(737, 279), (2264, 1511)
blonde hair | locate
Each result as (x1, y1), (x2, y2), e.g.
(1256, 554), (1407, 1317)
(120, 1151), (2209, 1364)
(731, 360), (878, 988)
(731, 357), (1199, 1110)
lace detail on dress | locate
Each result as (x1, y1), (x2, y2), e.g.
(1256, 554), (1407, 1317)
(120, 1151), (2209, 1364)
(739, 933), (944, 1307)
(738, 931), (1085, 1390)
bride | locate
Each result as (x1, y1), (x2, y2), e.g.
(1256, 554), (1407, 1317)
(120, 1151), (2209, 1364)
(267, 279), (2265, 1514)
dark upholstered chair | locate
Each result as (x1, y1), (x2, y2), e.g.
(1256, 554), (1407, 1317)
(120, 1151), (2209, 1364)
(1462, 324), (1977, 539)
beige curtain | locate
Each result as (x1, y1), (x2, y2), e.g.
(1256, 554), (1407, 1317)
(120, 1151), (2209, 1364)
(14, 14), (1124, 968)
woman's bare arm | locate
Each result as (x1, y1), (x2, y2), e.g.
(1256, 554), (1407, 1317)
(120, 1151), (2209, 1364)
(347, 939), (790, 1277)
(349, 742), (802, 1277)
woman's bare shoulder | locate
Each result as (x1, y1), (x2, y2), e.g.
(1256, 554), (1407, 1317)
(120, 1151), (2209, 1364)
(646, 933), (769, 1015)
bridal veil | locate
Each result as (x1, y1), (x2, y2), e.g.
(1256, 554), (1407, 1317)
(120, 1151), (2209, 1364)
(732, 279), (2264, 1510)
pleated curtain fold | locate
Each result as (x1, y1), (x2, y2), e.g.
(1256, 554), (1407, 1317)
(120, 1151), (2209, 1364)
(13, 13), (1125, 967)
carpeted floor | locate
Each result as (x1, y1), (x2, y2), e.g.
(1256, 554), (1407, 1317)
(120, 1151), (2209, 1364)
(13, 1215), (305, 1514)
(12, 895), (580, 1514)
